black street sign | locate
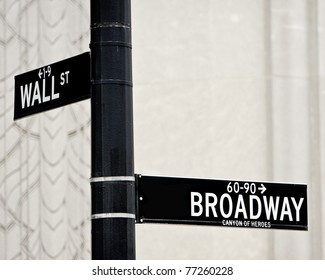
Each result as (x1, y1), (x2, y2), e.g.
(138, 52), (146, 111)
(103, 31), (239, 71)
(136, 175), (308, 231)
(14, 52), (90, 120)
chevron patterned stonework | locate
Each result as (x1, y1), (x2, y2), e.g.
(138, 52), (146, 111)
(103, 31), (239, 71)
(1, 0), (91, 260)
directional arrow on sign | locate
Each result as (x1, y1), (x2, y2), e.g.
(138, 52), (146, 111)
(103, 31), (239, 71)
(259, 184), (267, 194)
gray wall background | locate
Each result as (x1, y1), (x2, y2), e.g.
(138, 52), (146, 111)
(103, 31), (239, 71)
(1, 0), (324, 259)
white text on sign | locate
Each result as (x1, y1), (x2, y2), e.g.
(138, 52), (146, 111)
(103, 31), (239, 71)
(20, 65), (70, 109)
(190, 181), (305, 229)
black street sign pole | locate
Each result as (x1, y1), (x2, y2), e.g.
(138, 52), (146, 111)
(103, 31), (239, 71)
(90, 0), (135, 259)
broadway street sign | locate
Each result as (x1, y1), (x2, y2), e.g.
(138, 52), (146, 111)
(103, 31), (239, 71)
(136, 175), (308, 231)
(14, 52), (90, 120)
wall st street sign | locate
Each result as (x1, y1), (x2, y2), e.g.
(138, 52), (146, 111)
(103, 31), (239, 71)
(14, 52), (90, 120)
(136, 175), (308, 231)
